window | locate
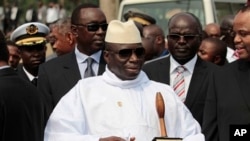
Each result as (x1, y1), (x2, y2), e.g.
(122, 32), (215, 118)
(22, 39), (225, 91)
(214, 2), (244, 23)
(121, 0), (204, 35)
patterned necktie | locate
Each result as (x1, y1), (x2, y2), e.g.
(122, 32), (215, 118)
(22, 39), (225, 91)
(31, 77), (38, 86)
(173, 66), (185, 102)
(84, 57), (95, 78)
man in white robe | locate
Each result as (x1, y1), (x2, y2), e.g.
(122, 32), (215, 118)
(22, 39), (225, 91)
(44, 20), (204, 141)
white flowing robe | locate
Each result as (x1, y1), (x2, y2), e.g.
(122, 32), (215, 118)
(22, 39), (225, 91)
(45, 67), (204, 141)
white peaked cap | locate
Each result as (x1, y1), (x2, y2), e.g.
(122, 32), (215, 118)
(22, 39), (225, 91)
(10, 22), (49, 46)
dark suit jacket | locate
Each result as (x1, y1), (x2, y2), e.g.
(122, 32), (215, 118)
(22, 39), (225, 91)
(16, 64), (31, 82)
(16, 64), (39, 86)
(0, 67), (47, 141)
(37, 51), (106, 114)
(142, 56), (217, 126)
(202, 60), (250, 141)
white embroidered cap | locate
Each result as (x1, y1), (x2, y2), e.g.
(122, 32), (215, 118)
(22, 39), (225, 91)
(105, 20), (141, 44)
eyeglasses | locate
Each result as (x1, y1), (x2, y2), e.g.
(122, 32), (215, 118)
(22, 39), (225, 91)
(74, 23), (108, 32)
(167, 34), (199, 41)
(107, 47), (145, 59)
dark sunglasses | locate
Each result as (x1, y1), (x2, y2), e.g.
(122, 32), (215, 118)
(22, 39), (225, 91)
(74, 23), (108, 32)
(167, 34), (199, 41)
(107, 47), (145, 59)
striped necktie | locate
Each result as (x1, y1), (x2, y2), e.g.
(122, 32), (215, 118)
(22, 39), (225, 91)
(173, 66), (185, 102)
(84, 57), (95, 78)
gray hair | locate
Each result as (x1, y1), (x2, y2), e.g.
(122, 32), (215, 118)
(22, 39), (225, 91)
(54, 17), (71, 35)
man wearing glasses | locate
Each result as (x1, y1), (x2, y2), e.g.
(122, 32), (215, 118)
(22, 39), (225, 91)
(143, 12), (217, 127)
(37, 3), (107, 115)
(44, 19), (204, 141)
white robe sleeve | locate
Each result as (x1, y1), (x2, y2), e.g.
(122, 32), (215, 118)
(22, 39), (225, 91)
(44, 82), (100, 141)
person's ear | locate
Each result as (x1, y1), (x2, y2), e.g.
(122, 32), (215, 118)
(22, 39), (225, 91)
(103, 50), (110, 63)
(66, 32), (74, 44)
(71, 25), (78, 37)
(213, 55), (222, 65)
(155, 35), (164, 44)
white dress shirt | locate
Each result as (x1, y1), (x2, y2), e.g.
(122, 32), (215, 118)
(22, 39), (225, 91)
(0, 65), (10, 70)
(75, 46), (102, 78)
(226, 47), (238, 63)
(23, 66), (37, 81)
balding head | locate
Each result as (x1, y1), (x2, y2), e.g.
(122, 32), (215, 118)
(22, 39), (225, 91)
(220, 15), (234, 29)
(167, 12), (202, 64)
(168, 12), (202, 35)
(204, 23), (221, 39)
(142, 24), (166, 60)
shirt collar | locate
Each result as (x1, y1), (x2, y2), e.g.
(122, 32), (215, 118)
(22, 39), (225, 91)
(75, 46), (102, 64)
(170, 55), (197, 74)
(0, 65), (10, 70)
(22, 66), (36, 81)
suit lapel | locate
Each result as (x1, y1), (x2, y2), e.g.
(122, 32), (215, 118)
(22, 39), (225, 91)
(185, 58), (207, 107)
(158, 57), (171, 84)
(62, 51), (107, 85)
(97, 51), (106, 75)
(237, 60), (250, 111)
(62, 52), (82, 86)
(16, 65), (30, 82)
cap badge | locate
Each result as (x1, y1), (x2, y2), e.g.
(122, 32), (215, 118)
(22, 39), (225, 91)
(26, 24), (38, 35)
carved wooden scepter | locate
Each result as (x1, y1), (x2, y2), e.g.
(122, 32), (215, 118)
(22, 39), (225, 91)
(156, 92), (167, 137)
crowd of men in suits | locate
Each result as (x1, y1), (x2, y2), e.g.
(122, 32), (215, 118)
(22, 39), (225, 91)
(1, 1), (250, 141)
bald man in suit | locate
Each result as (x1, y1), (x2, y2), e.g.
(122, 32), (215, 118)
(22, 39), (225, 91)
(143, 12), (217, 126)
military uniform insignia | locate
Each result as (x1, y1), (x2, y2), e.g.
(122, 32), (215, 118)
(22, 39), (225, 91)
(26, 24), (38, 35)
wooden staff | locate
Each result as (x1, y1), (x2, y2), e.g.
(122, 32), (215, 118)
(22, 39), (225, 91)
(156, 92), (167, 137)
